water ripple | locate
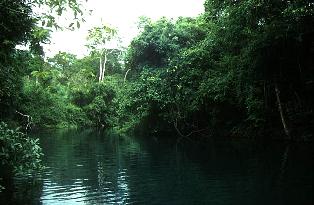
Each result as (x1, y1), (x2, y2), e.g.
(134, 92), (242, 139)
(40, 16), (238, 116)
(1, 130), (312, 205)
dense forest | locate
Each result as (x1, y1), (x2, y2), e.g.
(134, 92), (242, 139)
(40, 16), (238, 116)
(1, 0), (314, 182)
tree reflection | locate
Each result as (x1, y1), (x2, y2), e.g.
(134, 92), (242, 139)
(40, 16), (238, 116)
(34, 129), (142, 204)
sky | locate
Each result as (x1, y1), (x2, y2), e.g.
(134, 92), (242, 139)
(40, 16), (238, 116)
(44, 0), (205, 58)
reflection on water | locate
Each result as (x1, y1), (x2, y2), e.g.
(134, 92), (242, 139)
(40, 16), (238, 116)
(0, 129), (313, 205)
(37, 129), (134, 204)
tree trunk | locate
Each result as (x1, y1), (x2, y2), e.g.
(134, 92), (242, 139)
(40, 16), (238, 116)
(100, 53), (107, 82)
(99, 49), (108, 82)
(98, 57), (103, 82)
(124, 69), (131, 83)
(274, 82), (291, 139)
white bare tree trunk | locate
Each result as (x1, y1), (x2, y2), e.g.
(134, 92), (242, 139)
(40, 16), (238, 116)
(100, 53), (107, 82)
(98, 57), (103, 82)
(98, 49), (110, 82)
(124, 69), (131, 83)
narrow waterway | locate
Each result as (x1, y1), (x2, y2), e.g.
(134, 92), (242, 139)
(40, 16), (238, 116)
(0, 129), (313, 204)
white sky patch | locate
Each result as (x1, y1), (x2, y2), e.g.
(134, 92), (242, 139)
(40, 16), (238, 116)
(44, 0), (205, 58)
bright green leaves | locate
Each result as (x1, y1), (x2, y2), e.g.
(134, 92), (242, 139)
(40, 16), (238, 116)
(20, 52), (98, 128)
(86, 24), (122, 82)
(126, 17), (208, 72)
(34, 0), (87, 30)
(84, 80), (118, 128)
(123, 0), (313, 137)
(0, 0), (88, 118)
(29, 26), (52, 55)
(0, 122), (43, 174)
(86, 24), (118, 51)
(123, 16), (215, 132)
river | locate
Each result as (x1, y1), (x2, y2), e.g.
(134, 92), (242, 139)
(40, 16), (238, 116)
(0, 129), (313, 204)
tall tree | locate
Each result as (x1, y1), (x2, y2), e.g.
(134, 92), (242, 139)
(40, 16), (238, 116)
(86, 24), (119, 82)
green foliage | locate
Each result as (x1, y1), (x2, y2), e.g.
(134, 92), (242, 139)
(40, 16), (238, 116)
(126, 17), (207, 72)
(19, 54), (93, 128)
(1, 0), (313, 141)
(33, 0), (87, 30)
(14, 50), (125, 129)
(0, 0), (34, 53)
(0, 51), (33, 119)
(123, 16), (237, 134)
(0, 0), (36, 119)
(86, 24), (118, 51)
(84, 77), (119, 127)
(121, 1), (314, 138)
(0, 122), (43, 173)
(0, 0), (87, 120)
(202, 0), (314, 135)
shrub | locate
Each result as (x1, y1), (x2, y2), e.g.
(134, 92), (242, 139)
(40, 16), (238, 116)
(0, 122), (43, 174)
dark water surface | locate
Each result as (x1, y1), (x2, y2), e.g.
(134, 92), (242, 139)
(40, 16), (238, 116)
(0, 129), (313, 204)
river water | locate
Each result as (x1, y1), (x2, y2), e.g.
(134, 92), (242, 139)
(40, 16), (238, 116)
(0, 129), (313, 204)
